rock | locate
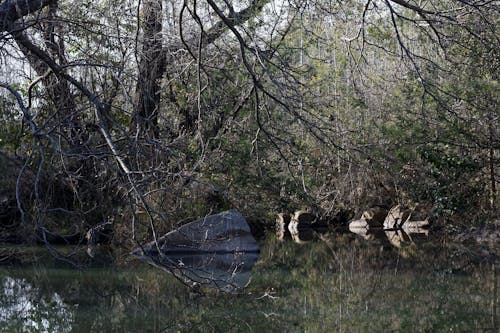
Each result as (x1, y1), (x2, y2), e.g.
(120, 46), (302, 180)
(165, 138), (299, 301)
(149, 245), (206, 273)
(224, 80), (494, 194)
(86, 220), (113, 244)
(325, 208), (355, 230)
(349, 224), (386, 241)
(289, 210), (316, 234)
(131, 209), (259, 292)
(385, 230), (413, 249)
(132, 209), (259, 255)
(276, 211), (328, 241)
(349, 219), (388, 241)
(349, 219), (369, 238)
(383, 205), (411, 229)
(348, 205), (388, 234)
(288, 220), (306, 236)
(276, 213), (291, 241)
(403, 220), (430, 234)
(291, 210), (316, 224)
(347, 206), (389, 236)
(349, 205), (430, 249)
(383, 205), (430, 232)
(362, 206), (389, 227)
(349, 219), (369, 230)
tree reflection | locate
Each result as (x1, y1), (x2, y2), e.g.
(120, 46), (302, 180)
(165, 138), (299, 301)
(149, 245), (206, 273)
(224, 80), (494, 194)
(0, 234), (497, 332)
(0, 277), (73, 333)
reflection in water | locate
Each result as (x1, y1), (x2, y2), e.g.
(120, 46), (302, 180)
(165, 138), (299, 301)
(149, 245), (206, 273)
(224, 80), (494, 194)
(276, 213), (291, 241)
(384, 229), (429, 249)
(290, 227), (315, 244)
(132, 210), (259, 292)
(349, 217), (430, 250)
(0, 235), (497, 332)
(276, 211), (328, 244)
(135, 251), (259, 292)
(0, 277), (73, 333)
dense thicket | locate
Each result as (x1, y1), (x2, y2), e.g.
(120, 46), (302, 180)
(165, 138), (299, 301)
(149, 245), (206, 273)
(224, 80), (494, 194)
(0, 0), (498, 247)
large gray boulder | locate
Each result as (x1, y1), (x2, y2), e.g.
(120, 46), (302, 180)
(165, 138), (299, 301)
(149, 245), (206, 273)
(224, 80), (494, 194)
(133, 209), (259, 255)
(131, 209), (259, 292)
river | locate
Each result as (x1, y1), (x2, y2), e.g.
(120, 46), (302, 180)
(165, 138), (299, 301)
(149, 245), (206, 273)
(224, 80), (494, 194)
(0, 230), (498, 332)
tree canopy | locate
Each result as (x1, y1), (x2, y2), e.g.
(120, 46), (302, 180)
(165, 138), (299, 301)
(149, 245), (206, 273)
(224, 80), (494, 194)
(0, 0), (498, 247)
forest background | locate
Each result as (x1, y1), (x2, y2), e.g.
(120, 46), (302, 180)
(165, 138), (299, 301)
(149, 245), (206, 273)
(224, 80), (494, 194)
(0, 0), (498, 248)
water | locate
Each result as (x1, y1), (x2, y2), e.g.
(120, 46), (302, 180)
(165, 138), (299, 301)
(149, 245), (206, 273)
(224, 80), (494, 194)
(0, 232), (498, 332)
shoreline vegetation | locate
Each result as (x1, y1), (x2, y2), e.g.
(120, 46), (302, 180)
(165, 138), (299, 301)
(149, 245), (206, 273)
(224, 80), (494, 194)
(1, 149), (497, 257)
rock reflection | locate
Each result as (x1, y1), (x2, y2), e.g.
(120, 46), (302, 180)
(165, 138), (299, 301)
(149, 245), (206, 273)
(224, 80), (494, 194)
(276, 213), (291, 241)
(349, 219), (430, 249)
(142, 252), (259, 292)
(348, 205), (431, 250)
(132, 210), (259, 292)
(276, 211), (329, 244)
(290, 227), (315, 244)
(349, 221), (387, 241)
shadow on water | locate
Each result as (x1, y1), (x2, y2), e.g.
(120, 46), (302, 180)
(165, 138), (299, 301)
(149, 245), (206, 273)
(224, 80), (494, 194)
(0, 216), (498, 332)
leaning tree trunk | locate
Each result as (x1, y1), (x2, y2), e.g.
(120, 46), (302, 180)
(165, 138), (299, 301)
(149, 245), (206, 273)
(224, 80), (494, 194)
(8, 2), (119, 229)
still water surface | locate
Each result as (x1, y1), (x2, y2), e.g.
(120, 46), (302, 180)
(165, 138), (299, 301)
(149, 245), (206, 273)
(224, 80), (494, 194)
(0, 232), (498, 332)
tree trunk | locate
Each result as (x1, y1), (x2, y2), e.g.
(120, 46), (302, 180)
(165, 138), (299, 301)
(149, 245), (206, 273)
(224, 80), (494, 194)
(132, 0), (165, 139)
(13, 2), (82, 148)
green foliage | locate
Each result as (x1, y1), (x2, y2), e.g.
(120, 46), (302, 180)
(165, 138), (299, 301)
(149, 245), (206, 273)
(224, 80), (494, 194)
(416, 145), (482, 215)
(380, 73), (490, 215)
(0, 95), (22, 151)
